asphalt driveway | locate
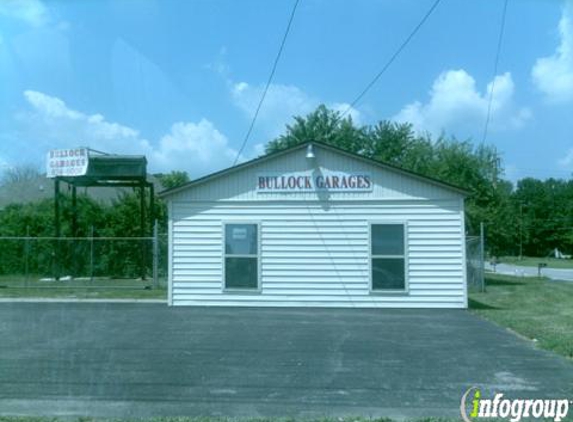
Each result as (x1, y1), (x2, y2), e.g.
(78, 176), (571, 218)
(1, 303), (572, 419)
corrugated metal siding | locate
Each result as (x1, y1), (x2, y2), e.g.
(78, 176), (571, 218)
(170, 201), (466, 308)
(170, 146), (461, 203)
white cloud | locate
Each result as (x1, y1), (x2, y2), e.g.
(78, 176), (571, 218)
(532, 1), (573, 103)
(17, 90), (240, 176)
(231, 81), (362, 137)
(25, 90), (83, 120)
(393, 69), (530, 138)
(558, 147), (573, 168)
(22, 90), (149, 156)
(0, 0), (50, 27)
(152, 120), (239, 176)
(205, 46), (231, 78)
(231, 82), (316, 135)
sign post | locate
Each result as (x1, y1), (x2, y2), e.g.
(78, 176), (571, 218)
(54, 178), (61, 280)
(47, 147), (89, 281)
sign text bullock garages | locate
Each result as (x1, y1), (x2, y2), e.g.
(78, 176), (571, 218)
(257, 172), (372, 193)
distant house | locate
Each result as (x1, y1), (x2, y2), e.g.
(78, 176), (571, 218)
(160, 142), (469, 308)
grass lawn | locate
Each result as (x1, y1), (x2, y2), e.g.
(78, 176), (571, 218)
(497, 255), (573, 269)
(0, 275), (167, 300)
(470, 273), (573, 359)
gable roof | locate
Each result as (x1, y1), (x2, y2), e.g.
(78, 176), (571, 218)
(158, 141), (469, 198)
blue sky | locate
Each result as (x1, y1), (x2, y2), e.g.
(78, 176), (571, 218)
(0, 0), (572, 182)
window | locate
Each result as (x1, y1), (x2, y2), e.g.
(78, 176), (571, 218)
(224, 223), (258, 290)
(371, 223), (406, 291)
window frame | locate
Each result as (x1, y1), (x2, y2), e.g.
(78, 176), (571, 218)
(222, 221), (261, 293)
(369, 221), (409, 294)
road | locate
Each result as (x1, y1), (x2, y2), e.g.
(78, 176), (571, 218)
(485, 262), (573, 281)
(1, 303), (572, 419)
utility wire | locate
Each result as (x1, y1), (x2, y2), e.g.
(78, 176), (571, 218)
(339, 0), (442, 119)
(481, 0), (509, 144)
(233, 0), (300, 165)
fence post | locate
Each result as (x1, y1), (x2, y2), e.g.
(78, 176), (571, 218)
(140, 184), (146, 280)
(71, 185), (77, 278)
(25, 226), (30, 289)
(90, 225), (94, 282)
(54, 178), (60, 281)
(480, 222), (485, 292)
(153, 219), (158, 289)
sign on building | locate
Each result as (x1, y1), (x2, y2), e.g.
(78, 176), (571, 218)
(46, 148), (89, 178)
(257, 171), (373, 193)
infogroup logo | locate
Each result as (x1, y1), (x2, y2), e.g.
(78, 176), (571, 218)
(460, 387), (571, 422)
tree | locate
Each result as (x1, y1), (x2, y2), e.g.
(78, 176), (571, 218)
(266, 105), (366, 154)
(511, 178), (573, 257)
(1, 164), (41, 186)
(155, 171), (190, 190)
(0, 193), (109, 276)
(265, 105), (512, 253)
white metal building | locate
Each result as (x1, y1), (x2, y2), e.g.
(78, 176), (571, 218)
(160, 142), (468, 308)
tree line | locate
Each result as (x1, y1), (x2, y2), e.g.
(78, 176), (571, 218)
(266, 105), (573, 258)
(0, 105), (571, 275)
(0, 191), (167, 278)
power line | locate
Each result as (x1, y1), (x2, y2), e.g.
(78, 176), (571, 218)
(233, 0), (300, 165)
(481, 0), (509, 144)
(339, 0), (442, 119)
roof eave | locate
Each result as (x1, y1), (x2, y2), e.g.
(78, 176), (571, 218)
(158, 141), (470, 199)
(158, 143), (309, 198)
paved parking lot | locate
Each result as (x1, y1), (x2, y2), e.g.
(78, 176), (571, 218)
(1, 303), (572, 419)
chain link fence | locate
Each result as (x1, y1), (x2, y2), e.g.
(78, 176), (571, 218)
(0, 229), (167, 292)
(466, 235), (485, 292)
(3, 227), (485, 295)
